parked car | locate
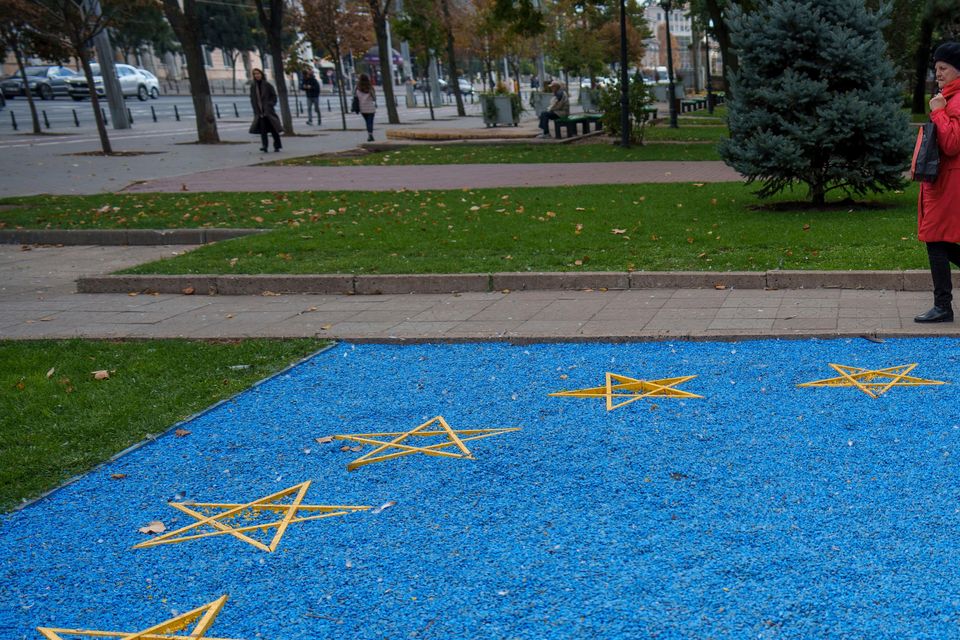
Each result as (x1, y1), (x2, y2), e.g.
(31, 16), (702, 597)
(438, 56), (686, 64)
(65, 63), (150, 101)
(0, 65), (77, 100)
(136, 68), (161, 99)
(444, 78), (473, 95)
(579, 76), (611, 89)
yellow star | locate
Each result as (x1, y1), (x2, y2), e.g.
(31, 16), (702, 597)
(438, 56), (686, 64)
(798, 363), (946, 398)
(132, 481), (370, 553)
(37, 595), (237, 639)
(550, 372), (703, 411)
(334, 416), (520, 471)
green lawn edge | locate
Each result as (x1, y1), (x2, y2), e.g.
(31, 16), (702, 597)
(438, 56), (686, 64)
(0, 338), (329, 512)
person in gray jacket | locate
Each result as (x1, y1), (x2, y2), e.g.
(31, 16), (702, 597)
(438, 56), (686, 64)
(538, 80), (570, 138)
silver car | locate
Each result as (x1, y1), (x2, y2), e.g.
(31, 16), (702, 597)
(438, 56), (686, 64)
(65, 63), (150, 101)
(136, 68), (161, 99)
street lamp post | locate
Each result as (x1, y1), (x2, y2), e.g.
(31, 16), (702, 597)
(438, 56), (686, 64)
(618, 0), (630, 147)
(659, 0), (678, 128)
(705, 18), (714, 114)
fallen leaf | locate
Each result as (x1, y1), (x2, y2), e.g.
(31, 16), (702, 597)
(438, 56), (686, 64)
(180, 183), (189, 191)
(46, 367), (55, 379)
(92, 370), (110, 380)
(559, 374), (569, 380)
(802, 223), (811, 231)
(127, 292), (139, 297)
(611, 228), (627, 235)
(692, 183), (705, 187)
(15, 380), (25, 391)
(20, 245), (31, 251)
(181, 286), (195, 295)
(262, 291), (281, 297)
(110, 473), (127, 480)
(225, 314), (234, 319)
(714, 284), (727, 290)
(229, 258), (239, 267)
(320, 324), (332, 330)
(350, 446), (363, 452)
(138, 521), (166, 534)
(315, 436), (335, 444)
(340, 445), (352, 452)
(174, 429), (191, 438)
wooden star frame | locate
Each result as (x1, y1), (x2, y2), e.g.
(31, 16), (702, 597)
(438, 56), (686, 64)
(798, 363), (946, 398)
(37, 595), (237, 640)
(132, 481), (370, 552)
(550, 372), (703, 410)
(334, 416), (520, 471)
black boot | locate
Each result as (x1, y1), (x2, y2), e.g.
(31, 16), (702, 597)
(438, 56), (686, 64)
(914, 306), (954, 323)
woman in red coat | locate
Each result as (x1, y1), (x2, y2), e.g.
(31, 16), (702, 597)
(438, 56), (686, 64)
(916, 42), (960, 323)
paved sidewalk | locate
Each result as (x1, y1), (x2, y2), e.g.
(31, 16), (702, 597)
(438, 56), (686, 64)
(121, 161), (742, 193)
(2, 245), (957, 342)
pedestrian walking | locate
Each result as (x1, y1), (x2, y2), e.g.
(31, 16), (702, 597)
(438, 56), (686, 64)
(354, 73), (377, 142)
(301, 68), (321, 126)
(249, 68), (283, 153)
(915, 42), (960, 323)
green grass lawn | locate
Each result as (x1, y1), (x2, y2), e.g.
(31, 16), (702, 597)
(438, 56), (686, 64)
(274, 140), (721, 167)
(66, 182), (924, 276)
(0, 338), (327, 511)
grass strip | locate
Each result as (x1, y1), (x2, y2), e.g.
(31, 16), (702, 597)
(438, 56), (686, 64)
(92, 182), (924, 275)
(0, 338), (327, 512)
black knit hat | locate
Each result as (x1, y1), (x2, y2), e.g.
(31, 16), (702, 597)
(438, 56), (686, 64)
(934, 42), (960, 72)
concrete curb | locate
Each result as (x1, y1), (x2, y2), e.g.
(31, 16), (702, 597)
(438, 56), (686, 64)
(76, 270), (933, 295)
(0, 228), (266, 246)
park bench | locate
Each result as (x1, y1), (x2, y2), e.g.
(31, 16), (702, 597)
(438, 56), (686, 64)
(553, 113), (604, 139)
(680, 98), (707, 112)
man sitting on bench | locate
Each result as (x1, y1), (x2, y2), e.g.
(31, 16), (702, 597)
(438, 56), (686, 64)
(538, 80), (569, 138)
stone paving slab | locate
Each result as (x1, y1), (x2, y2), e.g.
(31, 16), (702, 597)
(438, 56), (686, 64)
(4, 245), (960, 342)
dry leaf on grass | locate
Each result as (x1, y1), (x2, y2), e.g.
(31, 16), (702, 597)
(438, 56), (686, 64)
(92, 370), (110, 380)
(174, 429), (191, 438)
(46, 367), (55, 379)
(138, 521), (166, 535)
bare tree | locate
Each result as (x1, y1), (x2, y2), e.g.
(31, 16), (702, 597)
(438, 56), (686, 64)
(159, 0), (220, 143)
(29, 0), (120, 153)
(302, 0), (373, 130)
(0, 0), (50, 134)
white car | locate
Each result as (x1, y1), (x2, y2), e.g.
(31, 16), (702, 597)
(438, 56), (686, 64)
(66, 63), (151, 101)
(136, 68), (161, 99)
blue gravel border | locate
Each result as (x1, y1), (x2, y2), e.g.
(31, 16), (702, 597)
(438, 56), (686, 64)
(2, 338), (960, 639)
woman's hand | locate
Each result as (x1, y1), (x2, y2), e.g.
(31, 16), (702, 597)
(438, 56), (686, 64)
(931, 93), (947, 112)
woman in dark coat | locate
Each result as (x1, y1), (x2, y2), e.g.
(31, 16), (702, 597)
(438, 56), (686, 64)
(249, 68), (283, 153)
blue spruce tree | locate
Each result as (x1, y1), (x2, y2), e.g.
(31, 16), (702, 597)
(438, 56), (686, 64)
(719, 0), (913, 206)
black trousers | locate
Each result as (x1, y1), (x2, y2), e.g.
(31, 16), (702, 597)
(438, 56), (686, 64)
(539, 110), (559, 133)
(259, 118), (282, 150)
(926, 241), (960, 308)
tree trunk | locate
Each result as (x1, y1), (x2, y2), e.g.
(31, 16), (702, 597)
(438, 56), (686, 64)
(270, 42), (293, 134)
(162, 0), (220, 143)
(439, 0), (464, 116)
(911, 4), (936, 114)
(334, 45), (348, 131)
(370, 1), (400, 124)
(79, 52), (112, 154)
(12, 46), (41, 135)
(705, 0), (735, 93)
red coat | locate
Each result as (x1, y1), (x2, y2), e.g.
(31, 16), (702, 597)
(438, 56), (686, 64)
(919, 77), (960, 242)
